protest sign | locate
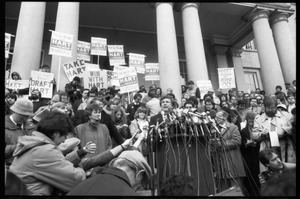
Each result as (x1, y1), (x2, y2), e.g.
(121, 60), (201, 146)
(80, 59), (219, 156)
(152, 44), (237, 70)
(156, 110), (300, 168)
(77, 40), (91, 61)
(5, 79), (29, 90)
(63, 59), (86, 82)
(85, 63), (100, 71)
(107, 69), (120, 87)
(196, 80), (214, 99)
(29, 71), (54, 98)
(114, 66), (138, 93)
(107, 45), (126, 66)
(5, 33), (12, 58)
(91, 37), (107, 56)
(217, 68), (236, 89)
(145, 63), (159, 81)
(83, 69), (107, 90)
(49, 31), (73, 57)
(129, 53), (145, 74)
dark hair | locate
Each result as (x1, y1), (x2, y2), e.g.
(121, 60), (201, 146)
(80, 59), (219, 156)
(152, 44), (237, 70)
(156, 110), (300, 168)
(85, 103), (101, 116)
(36, 111), (73, 140)
(203, 93), (213, 101)
(156, 87), (162, 97)
(6, 93), (17, 101)
(237, 99), (247, 106)
(111, 106), (127, 124)
(159, 95), (172, 106)
(148, 89), (156, 98)
(184, 101), (194, 108)
(204, 98), (215, 106)
(258, 148), (277, 167)
(219, 94), (228, 102)
(133, 93), (142, 100)
(187, 96), (198, 107)
(31, 89), (42, 98)
(275, 85), (282, 90)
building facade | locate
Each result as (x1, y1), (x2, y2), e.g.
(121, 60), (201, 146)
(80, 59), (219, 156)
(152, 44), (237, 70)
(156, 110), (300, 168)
(5, 2), (296, 100)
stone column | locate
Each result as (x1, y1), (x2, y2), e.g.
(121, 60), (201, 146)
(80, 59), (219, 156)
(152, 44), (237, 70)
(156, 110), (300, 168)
(248, 10), (286, 95)
(51, 2), (79, 91)
(10, 2), (46, 79)
(270, 12), (296, 85)
(181, 3), (209, 81)
(156, 3), (182, 100)
(228, 48), (248, 92)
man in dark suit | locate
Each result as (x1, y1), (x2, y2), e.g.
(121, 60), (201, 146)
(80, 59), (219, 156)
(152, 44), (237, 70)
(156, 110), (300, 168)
(126, 93), (145, 121)
(72, 88), (90, 112)
(149, 95), (174, 127)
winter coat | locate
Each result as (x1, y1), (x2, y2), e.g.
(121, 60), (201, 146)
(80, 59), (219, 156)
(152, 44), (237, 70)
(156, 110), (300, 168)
(252, 110), (295, 172)
(5, 115), (30, 165)
(9, 131), (86, 195)
(67, 167), (137, 196)
(212, 122), (246, 178)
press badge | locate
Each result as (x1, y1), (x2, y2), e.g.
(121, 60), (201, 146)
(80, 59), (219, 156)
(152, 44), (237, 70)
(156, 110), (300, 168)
(269, 120), (280, 147)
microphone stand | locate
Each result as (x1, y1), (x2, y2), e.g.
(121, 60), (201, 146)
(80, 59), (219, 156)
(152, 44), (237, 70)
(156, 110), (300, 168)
(148, 126), (155, 196)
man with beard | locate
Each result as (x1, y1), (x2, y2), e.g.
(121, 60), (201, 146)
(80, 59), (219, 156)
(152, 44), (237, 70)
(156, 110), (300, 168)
(252, 96), (295, 173)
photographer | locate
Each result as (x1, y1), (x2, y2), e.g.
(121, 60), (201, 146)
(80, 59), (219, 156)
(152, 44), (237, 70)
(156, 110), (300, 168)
(65, 76), (83, 106)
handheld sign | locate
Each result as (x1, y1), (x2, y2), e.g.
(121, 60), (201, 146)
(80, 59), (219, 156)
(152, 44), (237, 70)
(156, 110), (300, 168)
(29, 71), (54, 98)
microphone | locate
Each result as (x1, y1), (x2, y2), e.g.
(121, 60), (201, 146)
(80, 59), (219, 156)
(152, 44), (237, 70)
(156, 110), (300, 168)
(209, 110), (216, 119)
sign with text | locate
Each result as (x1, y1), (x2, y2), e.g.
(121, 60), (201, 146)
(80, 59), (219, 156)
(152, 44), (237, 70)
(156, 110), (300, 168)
(114, 66), (138, 93)
(107, 70), (120, 87)
(85, 63), (100, 71)
(5, 33), (12, 58)
(77, 40), (91, 61)
(217, 68), (236, 89)
(129, 53), (145, 74)
(91, 37), (107, 56)
(5, 79), (29, 90)
(49, 31), (73, 57)
(63, 59), (86, 82)
(107, 45), (126, 66)
(29, 71), (54, 98)
(196, 80), (214, 99)
(145, 63), (159, 81)
(83, 69), (107, 90)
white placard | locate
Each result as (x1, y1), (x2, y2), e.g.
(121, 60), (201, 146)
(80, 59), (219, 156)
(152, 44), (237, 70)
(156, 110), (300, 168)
(91, 37), (107, 56)
(49, 31), (73, 57)
(145, 63), (159, 81)
(217, 68), (236, 89)
(107, 45), (126, 66)
(77, 40), (91, 61)
(29, 71), (54, 98)
(63, 59), (86, 82)
(129, 53), (145, 74)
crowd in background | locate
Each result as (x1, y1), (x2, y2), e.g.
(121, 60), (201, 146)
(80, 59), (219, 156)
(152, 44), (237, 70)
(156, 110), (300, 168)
(5, 69), (296, 196)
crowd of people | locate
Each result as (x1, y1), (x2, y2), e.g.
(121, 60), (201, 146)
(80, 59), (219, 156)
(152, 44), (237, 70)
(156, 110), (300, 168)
(5, 71), (296, 196)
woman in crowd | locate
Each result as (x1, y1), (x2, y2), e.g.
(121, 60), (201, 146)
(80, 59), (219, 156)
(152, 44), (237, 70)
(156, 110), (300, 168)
(129, 106), (149, 157)
(155, 87), (162, 99)
(111, 106), (131, 141)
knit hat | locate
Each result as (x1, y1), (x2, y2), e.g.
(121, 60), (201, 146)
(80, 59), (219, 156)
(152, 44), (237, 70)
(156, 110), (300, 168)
(110, 150), (152, 183)
(10, 98), (33, 116)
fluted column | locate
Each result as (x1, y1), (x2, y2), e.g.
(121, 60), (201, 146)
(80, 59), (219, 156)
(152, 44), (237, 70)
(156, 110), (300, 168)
(270, 12), (296, 84)
(51, 2), (79, 91)
(156, 3), (181, 100)
(248, 10), (286, 95)
(10, 2), (46, 79)
(228, 48), (248, 92)
(181, 3), (209, 81)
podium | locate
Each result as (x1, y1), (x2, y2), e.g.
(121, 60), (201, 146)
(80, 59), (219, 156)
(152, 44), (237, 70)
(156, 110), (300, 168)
(153, 124), (215, 196)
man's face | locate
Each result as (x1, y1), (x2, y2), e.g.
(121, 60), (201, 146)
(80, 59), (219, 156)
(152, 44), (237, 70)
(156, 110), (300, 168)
(61, 95), (69, 103)
(135, 96), (142, 103)
(231, 97), (237, 105)
(267, 153), (284, 171)
(265, 105), (277, 117)
(42, 67), (50, 72)
(276, 88), (282, 93)
(215, 113), (226, 125)
(72, 80), (79, 86)
(243, 94), (250, 101)
(161, 98), (172, 111)
(184, 103), (193, 111)
(53, 132), (66, 146)
(113, 95), (121, 104)
(250, 99), (257, 107)
(287, 96), (295, 104)
(187, 84), (194, 89)
(82, 90), (89, 99)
